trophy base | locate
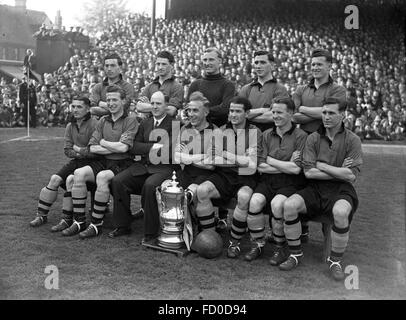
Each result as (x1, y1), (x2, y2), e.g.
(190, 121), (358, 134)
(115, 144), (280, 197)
(142, 236), (189, 257)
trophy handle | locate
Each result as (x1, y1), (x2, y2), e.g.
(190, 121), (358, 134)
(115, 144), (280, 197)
(155, 186), (163, 215)
(183, 190), (193, 251)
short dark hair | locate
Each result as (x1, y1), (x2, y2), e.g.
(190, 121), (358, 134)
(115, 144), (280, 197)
(324, 97), (347, 112)
(157, 51), (175, 64)
(229, 96), (252, 111)
(72, 95), (91, 107)
(106, 84), (126, 100)
(104, 53), (123, 66)
(273, 98), (295, 112)
(311, 48), (332, 63)
(254, 50), (275, 63)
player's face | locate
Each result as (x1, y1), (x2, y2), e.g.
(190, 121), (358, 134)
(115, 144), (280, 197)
(322, 104), (344, 129)
(311, 56), (330, 80)
(187, 100), (208, 127)
(71, 100), (89, 119)
(104, 59), (121, 80)
(201, 51), (221, 75)
(229, 103), (247, 126)
(106, 92), (124, 115)
(155, 57), (172, 78)
(150, 92), (167, 119)
(254, 55), (273, 78)
(272, 103), (292, 127)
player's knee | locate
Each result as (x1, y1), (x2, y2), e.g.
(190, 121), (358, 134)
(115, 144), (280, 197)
(332, 205), (351, 225)
(73, 168), (87, 183)
(65, 175), (74, 189)
(96, 171), (112, 187)
(237, 189), (252, 208)
(283, 198), (300, 220)
(249, 194), (265, 213)
(196, 183), (211, 201)
(271, 198), (284, 218)
(49, 175), (62, 188)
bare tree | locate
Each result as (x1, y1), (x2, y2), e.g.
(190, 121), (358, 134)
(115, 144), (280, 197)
(78, 0), (128, 36)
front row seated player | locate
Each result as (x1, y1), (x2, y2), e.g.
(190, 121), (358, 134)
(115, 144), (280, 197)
(62, 85), (139, 239)
(174, 91), (217, 216)
(228, 98), (307, 262)
(29, 96), (99, 231)
(194, 97), (262, 235)
(279, 98), (363, 281)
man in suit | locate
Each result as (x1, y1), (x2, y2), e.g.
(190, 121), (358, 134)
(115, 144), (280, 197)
(109, 91), (178, 241)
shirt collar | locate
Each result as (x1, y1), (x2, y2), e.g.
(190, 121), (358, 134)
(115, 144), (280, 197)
(270, 122), (296, 136)
(153, 114), (167, 127)
(102, 74), (124, 86)
(317, 122), (345, 136)
(105, 111), (127, 123)
(70, 112), (91, 125)
(203, 73), (223, 80)
(250, 77), (277, 87)
(225, 121), (250, 131)
(185, 121), (214, 132)
(308, 75), (334, 89)
(152, 76), (175, 84)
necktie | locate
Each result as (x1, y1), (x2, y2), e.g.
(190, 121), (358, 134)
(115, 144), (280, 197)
(154, 121), (159, 128)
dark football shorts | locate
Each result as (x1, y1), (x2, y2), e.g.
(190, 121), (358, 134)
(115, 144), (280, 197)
(254, 173), (307, 203)
(88, 158), (134, 178)
(296, 180), (358, 223)
(57, 159), (97, 183)
(204, 169), (257, 203)
(177, 165), (214, 189)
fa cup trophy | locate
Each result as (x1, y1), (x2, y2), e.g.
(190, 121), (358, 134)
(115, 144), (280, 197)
(156, 171), (192, 250)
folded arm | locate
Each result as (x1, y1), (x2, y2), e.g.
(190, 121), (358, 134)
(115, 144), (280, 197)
(100, 139), (129, 153)
(266, 155), (301, 175)
(315, 161), (356, 183)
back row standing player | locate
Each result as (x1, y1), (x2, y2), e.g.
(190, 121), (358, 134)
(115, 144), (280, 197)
(136, 50), (184, 118)
(90, 53), (136, 118)
(239, 50), (289, 132)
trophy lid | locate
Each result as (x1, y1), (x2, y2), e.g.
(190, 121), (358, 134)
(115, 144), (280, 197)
(162, 171), (183, 194)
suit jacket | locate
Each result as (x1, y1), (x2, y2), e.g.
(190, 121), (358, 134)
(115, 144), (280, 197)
(129, 115), (179, 175)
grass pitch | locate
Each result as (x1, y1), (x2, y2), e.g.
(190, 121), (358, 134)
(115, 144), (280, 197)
(0, 127), (405, 300)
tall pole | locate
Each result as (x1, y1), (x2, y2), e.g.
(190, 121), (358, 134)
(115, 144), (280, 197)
(151, 0), (156, 35)
(27, 69), (30, 137)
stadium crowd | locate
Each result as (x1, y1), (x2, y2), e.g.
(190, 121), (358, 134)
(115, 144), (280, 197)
(0, 1), (405, 141)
